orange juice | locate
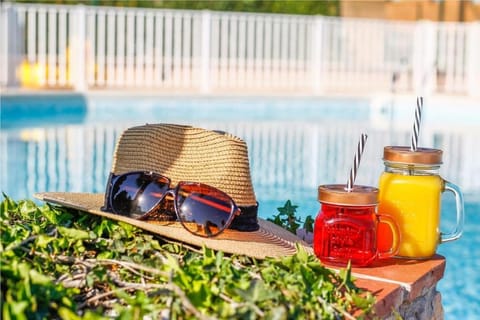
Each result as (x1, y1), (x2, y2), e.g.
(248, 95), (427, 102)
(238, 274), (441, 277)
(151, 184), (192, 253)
(378, 146), (464, 259)
(378, 172), (442, 258)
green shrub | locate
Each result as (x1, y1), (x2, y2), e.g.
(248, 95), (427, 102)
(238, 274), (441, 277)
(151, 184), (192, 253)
(1, 195), (374, 319)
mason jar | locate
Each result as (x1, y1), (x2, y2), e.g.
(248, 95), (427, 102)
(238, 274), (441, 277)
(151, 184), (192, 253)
(378, 146), (464, 259)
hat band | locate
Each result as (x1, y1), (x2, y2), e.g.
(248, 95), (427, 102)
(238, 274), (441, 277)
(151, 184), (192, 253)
(229, 205), (260, 231)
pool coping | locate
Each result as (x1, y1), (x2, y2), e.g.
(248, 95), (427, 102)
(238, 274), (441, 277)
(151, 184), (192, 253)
(328, 254), (446, 318)
(2, 88), (478, 102)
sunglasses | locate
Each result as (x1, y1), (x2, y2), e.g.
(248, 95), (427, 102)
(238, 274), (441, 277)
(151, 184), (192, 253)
(101, 171), (240, 237)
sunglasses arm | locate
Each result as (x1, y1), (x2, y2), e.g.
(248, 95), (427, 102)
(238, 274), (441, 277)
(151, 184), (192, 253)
(101, 172), (115, 212)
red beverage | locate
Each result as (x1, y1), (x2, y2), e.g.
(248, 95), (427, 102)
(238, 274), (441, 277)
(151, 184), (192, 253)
(313, 185), (399, 267)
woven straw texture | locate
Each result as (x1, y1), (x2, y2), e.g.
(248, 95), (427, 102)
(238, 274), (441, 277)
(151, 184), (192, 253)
(112, 124), (257, 207)
(34, 192), (313, 259)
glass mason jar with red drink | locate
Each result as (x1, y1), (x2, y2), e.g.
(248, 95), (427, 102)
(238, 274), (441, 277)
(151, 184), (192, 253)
(313, 184), (400, 267)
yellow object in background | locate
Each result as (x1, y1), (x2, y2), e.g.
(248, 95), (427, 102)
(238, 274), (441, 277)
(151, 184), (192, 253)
(17, 60), (45, 88)
(378, 172), (442, 258)
(20, 129), (46, 142)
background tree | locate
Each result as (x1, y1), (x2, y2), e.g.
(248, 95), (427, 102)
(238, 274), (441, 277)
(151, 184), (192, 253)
(11, 0), (340, 16)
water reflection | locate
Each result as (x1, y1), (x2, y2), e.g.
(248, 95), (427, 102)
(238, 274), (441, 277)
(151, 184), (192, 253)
(1, 120), (479, 202)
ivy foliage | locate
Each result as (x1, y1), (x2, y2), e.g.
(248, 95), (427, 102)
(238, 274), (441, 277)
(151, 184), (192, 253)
(268, 200), (314, 235)
(1, 195), (375, 319)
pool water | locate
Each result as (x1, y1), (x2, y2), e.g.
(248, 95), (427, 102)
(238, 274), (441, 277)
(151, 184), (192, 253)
(1, 93), (479, 319)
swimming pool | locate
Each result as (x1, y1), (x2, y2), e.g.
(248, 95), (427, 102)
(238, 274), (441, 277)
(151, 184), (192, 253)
(1, 93), (479, 319)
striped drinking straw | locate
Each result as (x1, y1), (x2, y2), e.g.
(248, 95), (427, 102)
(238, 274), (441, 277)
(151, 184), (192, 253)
(411, 97), (424, 151)
(346, 133), (368, 192)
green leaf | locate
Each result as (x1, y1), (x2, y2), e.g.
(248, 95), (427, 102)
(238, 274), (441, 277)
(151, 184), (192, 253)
(18, 200), (39, 216)
(35, 234), (55, 248)
(268, 200), (306, 234)
(58, 307), (81, 320)
(4, 301), (29, 320)
(57, 226), (92, 240)
(164, 253), (181, 272)
(1, 193), (18, 216)
(303, 215), (315, 233)
(295, 243), (309, 263)
(265, 306), (288, 320)
(29, 269), (53, 285)
(277, 200), (297, 214)
(96, 251), (113, 259)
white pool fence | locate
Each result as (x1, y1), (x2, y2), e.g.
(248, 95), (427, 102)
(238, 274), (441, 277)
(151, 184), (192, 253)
(1, 3), (479, 96)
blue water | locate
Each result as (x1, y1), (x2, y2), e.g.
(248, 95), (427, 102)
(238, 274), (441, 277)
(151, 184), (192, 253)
(1, 93), (479, 319)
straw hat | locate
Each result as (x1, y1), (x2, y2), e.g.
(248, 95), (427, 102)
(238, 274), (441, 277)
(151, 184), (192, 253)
(35, 123), (312, 259)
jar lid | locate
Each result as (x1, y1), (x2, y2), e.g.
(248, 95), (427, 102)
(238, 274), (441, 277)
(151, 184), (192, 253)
(317, 184), (378, 206)
(383, 146), (443, 165)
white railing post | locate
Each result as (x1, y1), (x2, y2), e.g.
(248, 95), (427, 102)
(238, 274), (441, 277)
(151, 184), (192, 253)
(466, 22), (480, 97)
(1, 3), (22, 88)
(311, 15), (324, 94)
(0, 4), (10, 87)
(200, 10), (211, 94)
(413, 20), (437, 96)
(71, 4), (87, 91)
(0, 4), (5, 87)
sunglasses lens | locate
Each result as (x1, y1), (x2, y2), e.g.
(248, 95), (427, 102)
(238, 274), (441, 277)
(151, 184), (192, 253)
(176, 183), (236, 237)
(111, 172), (169, 217)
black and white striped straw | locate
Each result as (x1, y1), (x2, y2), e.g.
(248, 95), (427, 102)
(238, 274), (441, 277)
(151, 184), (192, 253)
(410, 97), (423, 151)
(346, 133), (368, 192)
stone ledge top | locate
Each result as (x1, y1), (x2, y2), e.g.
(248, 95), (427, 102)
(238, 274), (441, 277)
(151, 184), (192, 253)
(325, 255), (446, 318)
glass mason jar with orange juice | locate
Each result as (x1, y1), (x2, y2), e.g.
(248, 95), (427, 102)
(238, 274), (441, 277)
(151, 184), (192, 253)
(378, 146), (464, 259)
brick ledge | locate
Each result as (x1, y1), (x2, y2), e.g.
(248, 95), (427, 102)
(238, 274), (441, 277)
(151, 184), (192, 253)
(326, 254), (446, 318)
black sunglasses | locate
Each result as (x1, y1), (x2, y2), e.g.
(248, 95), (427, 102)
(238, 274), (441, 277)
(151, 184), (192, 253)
(101, 171), (240, 237)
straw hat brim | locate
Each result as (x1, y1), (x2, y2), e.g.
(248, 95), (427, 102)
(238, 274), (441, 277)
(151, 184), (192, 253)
(35, 192), (313, 260)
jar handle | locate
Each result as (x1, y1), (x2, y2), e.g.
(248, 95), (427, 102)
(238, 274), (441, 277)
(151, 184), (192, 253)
(376, 214), (400, 259)
(440, 180), (464, 243)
